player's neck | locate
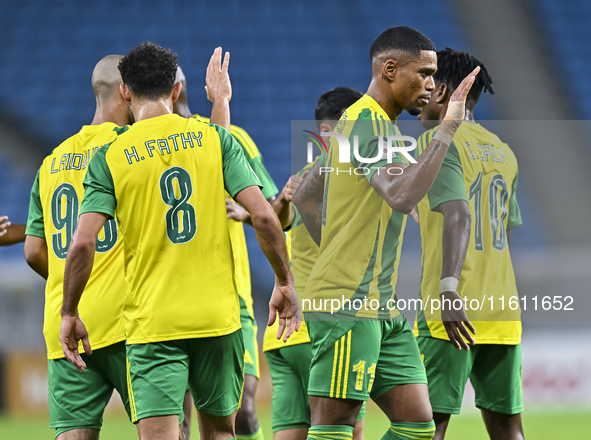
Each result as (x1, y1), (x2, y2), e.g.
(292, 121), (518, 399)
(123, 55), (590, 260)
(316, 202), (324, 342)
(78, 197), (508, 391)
(366, 80), (401, 121)
(131, 98), (174, 122)
(464, 108), (476, 124)
(91, 102), (128, 127)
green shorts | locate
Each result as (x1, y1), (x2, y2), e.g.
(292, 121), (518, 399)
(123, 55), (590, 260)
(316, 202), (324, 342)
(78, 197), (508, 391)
(126, 330), (244, 422)
(48, 341), (130, 437)
(265, 342), (365, 432)
(417, 337), (523, 415)
(241, 307), (260, 378)
(307, 317), (426, 402)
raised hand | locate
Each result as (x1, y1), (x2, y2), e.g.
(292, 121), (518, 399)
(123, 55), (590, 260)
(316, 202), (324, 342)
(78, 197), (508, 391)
(444, 66), (480, 123)
(205, 47), (231, 104)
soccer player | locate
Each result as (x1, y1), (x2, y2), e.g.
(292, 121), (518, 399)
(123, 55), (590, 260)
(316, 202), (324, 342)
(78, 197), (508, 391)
(0, 216), (25, 245)
(23, 55), (134, 439)
(293, 26), (479, 440)
(60, 42), (299, 440)
(415, 48), (523, 440)
(173, 63), (285, 440)
(263, 87), (367, 440)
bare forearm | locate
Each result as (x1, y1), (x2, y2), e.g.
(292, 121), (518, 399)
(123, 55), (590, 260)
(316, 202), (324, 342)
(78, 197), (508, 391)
(0, 224), (26, 246)
(293, 161), (324, 245)
(440, 205), (471, 279)
(62, 240), (95, 317)
(210, 98), (230, 131)
(252, 212), (291, 283)
(271, 195), (291, 230)
(379, 121), (458, 213)
(24, 237), (48, 279)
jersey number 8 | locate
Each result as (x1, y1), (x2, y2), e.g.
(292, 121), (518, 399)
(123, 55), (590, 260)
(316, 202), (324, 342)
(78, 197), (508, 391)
(159, 167), (197, 244)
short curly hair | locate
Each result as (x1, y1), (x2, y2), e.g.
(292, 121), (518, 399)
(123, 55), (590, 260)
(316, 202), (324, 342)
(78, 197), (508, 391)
(118, 42), (179, 99)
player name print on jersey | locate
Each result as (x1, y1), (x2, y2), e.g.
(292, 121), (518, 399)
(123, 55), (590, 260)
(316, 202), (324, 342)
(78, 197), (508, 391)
(123, 131), (203, 165)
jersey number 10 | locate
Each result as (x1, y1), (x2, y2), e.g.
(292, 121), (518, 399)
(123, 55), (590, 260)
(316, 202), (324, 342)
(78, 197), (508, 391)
(468, 171), (509, 252)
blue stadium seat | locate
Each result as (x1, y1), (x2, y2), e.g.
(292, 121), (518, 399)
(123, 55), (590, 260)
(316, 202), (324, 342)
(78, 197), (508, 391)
(0, 0), (547, 258)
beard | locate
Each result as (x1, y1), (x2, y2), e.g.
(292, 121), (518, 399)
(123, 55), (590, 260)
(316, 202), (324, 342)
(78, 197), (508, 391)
(407, 107), (422, 116)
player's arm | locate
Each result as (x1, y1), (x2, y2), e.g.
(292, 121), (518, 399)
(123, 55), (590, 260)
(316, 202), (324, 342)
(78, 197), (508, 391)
(233, 186), (300, 340)
(23, 169), (48, 278)
(205, 47), (231, 131)
(219, 125), (301, 340)
(60, 145), (116, 371)
(370, 67), (479, 213)
(227, 173), (305, 229)
(61, 212), (107, 371)
(437, 200), (475, 350)
(292, 159), (324, 246)
(24, 237), (48, 279)
(506, 170), (522, 247)
(0, 217), (26, 245)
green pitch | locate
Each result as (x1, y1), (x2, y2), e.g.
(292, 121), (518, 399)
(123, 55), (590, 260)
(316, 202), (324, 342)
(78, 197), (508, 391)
(0, 404), (589, 439)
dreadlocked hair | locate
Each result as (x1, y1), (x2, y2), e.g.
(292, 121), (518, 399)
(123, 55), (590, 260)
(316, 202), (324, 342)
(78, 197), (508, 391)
(434, 47), (494, 102)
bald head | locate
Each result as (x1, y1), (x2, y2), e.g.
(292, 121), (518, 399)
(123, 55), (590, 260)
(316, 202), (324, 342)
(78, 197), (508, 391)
(175, 65), (186, 86)
(91, 55), (124, 101)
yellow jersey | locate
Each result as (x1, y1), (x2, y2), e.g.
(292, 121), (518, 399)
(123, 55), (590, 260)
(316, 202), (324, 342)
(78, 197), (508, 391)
(414, 122), (522, 344)
(303, 94), (407, 320)
(193, 115), (278, 319)
(80, 114), (262, 344)
(25, 123), (128, 359)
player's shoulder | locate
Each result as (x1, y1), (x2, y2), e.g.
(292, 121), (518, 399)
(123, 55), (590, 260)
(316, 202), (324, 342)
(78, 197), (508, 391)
(188, 114), (227, 138)
(471, 123), (518, 162)
(229, 124), (260, 159)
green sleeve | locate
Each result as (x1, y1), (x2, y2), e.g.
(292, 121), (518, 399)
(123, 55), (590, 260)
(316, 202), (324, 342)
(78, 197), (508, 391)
(292, 204), (303, 228)
(25, 168), (45, 238)
(350, 115), (405, 183)
(416, 129), (467, 210)
(217, 125), (263, 198)
(318, 147), (328, 167)
(244, 154), (278, 199)
(426, 142), (467, 210)
(80, 145), (117, 218)
(507, 170), (522, 229)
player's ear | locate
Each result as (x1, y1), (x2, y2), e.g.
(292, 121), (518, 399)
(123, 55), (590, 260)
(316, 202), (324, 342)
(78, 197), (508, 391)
(382, 59), (397, 82)
(171, 82), (182, 103)
(319, 122), (333, 134)
(435, 83), (449, 104)
(119, 83), (132, 104)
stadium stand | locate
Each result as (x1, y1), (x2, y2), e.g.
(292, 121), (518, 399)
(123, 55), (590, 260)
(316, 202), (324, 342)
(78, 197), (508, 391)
(0, 0), (546, 266)
(533, 0), (591, 120)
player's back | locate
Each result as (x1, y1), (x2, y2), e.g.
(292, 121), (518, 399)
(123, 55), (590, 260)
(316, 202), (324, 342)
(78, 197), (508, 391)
(415, 122), (522, 344)
(92, 113), (241, 344)
(33, 123), (127, 359)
